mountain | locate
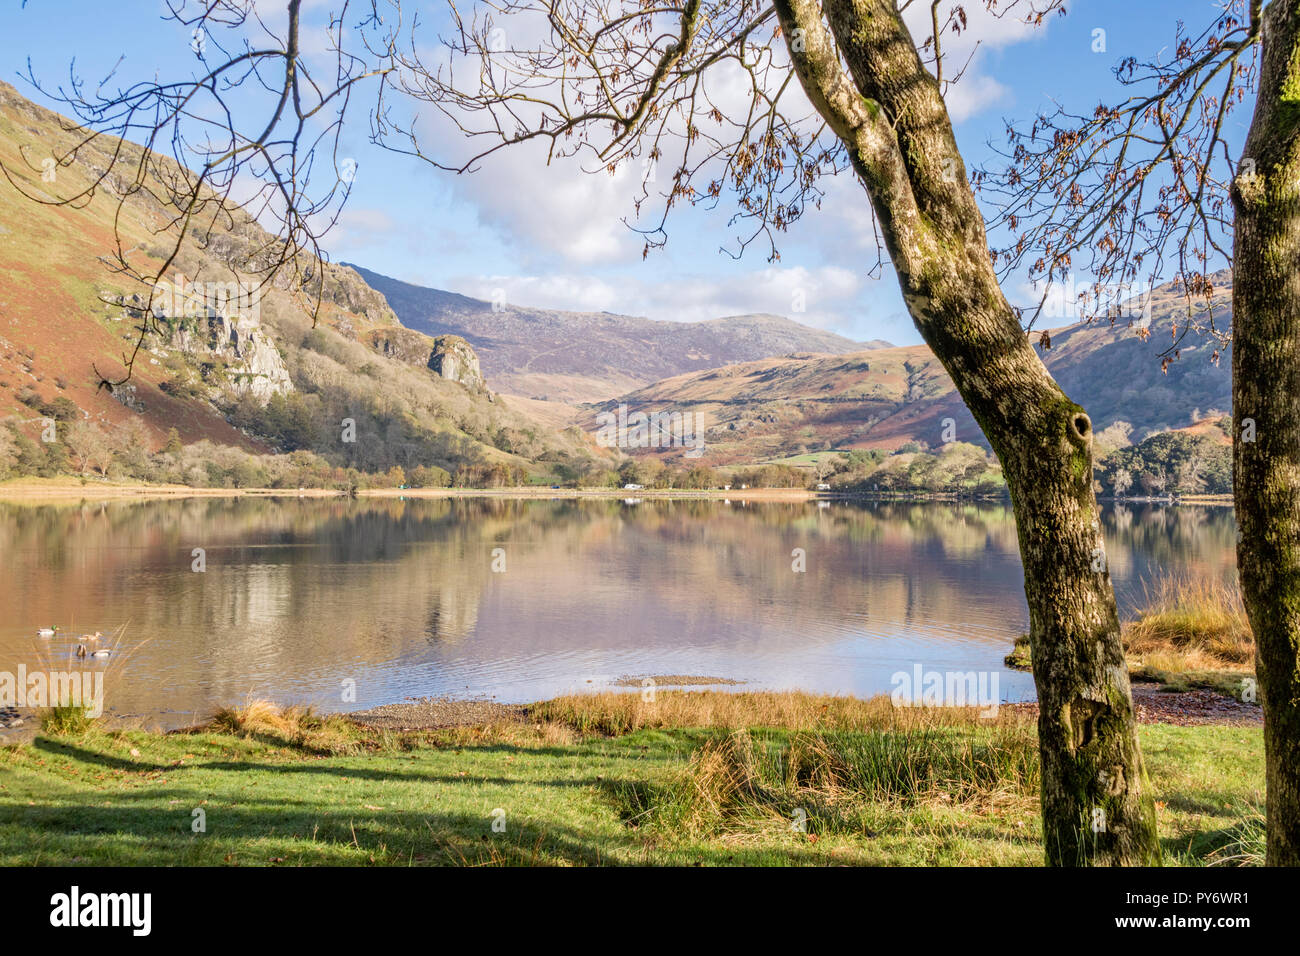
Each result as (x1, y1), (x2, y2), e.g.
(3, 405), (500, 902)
(348, 265), (887, 403)
(0, 80), (604, 481)
(586, 277), (1233, 465)
(0, 74), (1230, 485)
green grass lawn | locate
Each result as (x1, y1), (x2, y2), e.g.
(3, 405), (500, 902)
(0, 699), (1266, 866)
(756, 452), (849, 469)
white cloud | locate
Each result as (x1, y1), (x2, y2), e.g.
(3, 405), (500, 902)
(904, 0), (1044, 58)
(432, 1), (1048, 267)
(944, 72), (1012, 123)
(465, 146), (643, 265)
(334, 206), (398, 247)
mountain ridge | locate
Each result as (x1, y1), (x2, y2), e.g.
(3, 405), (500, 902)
(347, 263), (889, 403)
(581, 276), (1234, 465)
(0, 74), (1235, 483)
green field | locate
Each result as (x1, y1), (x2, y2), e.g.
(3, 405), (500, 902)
(756, 452), (851, 469)
(0, 693), (1265, 866)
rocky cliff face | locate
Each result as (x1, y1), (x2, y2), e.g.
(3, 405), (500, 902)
(367, 328), (488, 394)
(192, 216), (398, 332)
(318, 264), (398, 329)
(162, 311), (293, 401)
(428, 335), (486, 394)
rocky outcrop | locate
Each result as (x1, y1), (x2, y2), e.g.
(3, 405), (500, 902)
(162, 312), (293, 402)
(368, 327), (435, 366)
(319, 263), (398, 327)
(196, 232), (398, 334)
(367, 328), (488, 394)
(428, 335), (486, 393)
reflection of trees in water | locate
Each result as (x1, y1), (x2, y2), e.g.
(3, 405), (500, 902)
(0, 498), (522, 715)
(1098, 504), (1237, 618)
(0, 498), (1238, 715)
(1102, 504), (1236, 586)
(534, 499), (1030, 640)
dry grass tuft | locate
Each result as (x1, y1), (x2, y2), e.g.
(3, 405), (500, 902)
(40, 702), (95, 736)
(433, 719), (579, 749)
(530, 689), (1029, 737)
(1206, 809), (1267, 867)
(668, 731), (767, 834)
(1123, 577), (1254, 672)
(207, 698), (367, 755)
(633, 722), (1041, 839)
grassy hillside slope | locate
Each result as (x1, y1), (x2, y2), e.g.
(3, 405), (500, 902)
(0, 81), (608, 484)
(588, 278), (1233, 465)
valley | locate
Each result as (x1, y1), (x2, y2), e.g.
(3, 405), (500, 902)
(0, 81), (1233, 497)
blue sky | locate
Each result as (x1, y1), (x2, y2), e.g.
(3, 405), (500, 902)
(0, 1), (1246, 346)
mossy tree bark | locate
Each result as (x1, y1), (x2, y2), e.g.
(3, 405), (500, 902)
(773, 0), (1160, 864)
(1231, 0), (1300, 867)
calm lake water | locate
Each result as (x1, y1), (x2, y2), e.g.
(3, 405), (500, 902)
(0, 497), (1237, 728)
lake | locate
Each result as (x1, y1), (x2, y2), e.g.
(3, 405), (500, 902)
(0, 496), (1238, 728)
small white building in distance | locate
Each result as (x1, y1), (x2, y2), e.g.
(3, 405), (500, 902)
(623, 483), (643, 491)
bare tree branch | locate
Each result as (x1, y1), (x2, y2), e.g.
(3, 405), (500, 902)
(975, 0), (1258, 365)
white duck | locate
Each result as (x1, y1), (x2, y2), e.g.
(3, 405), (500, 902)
(36, 626), (59, 638)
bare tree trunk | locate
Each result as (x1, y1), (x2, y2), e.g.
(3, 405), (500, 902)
(1231, 0), (1300, 867)
(774, 0), (1159, 863)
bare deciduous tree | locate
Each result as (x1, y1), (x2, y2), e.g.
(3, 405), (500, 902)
(977, 3), (1257, 358)
(381, 0), (1160, 864)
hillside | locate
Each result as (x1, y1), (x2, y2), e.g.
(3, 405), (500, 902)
(349, 264), (886, 403)
(0, 81), (607, 484)
(587, 278), (1233, 465)
(0, 74), (1234, 485)
(1095, 417), (1233, 496)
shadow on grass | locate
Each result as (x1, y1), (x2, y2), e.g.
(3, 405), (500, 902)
(0, 798), (846, 866)
(30, 735), (172, 772)
(1159, 817), (1261, 864)
(5, 733), (862, 866)
(26, 734), (621, 785)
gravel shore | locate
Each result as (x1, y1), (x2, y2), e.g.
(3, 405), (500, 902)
(1008, 682), (1262, 727)
(347, 697), (526, 731)
(609, 674), (745, 687)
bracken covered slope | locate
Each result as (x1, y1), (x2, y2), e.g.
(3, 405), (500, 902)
(0, 80), (605, 474)
(586, 277), (1233, 464)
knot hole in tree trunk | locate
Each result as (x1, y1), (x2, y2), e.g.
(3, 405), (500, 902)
(1067, 412), (1092, 448)
(1068, 696), (1104, 751)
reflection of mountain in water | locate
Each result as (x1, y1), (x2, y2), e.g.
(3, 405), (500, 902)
(0, 498), (1236, 725)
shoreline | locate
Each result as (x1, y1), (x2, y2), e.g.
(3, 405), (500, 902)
(1, 681), (1260, 746)
(343, 680), (1262, 732)
(0, 479), (819, 503)
(0, 477), (1230, 505)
